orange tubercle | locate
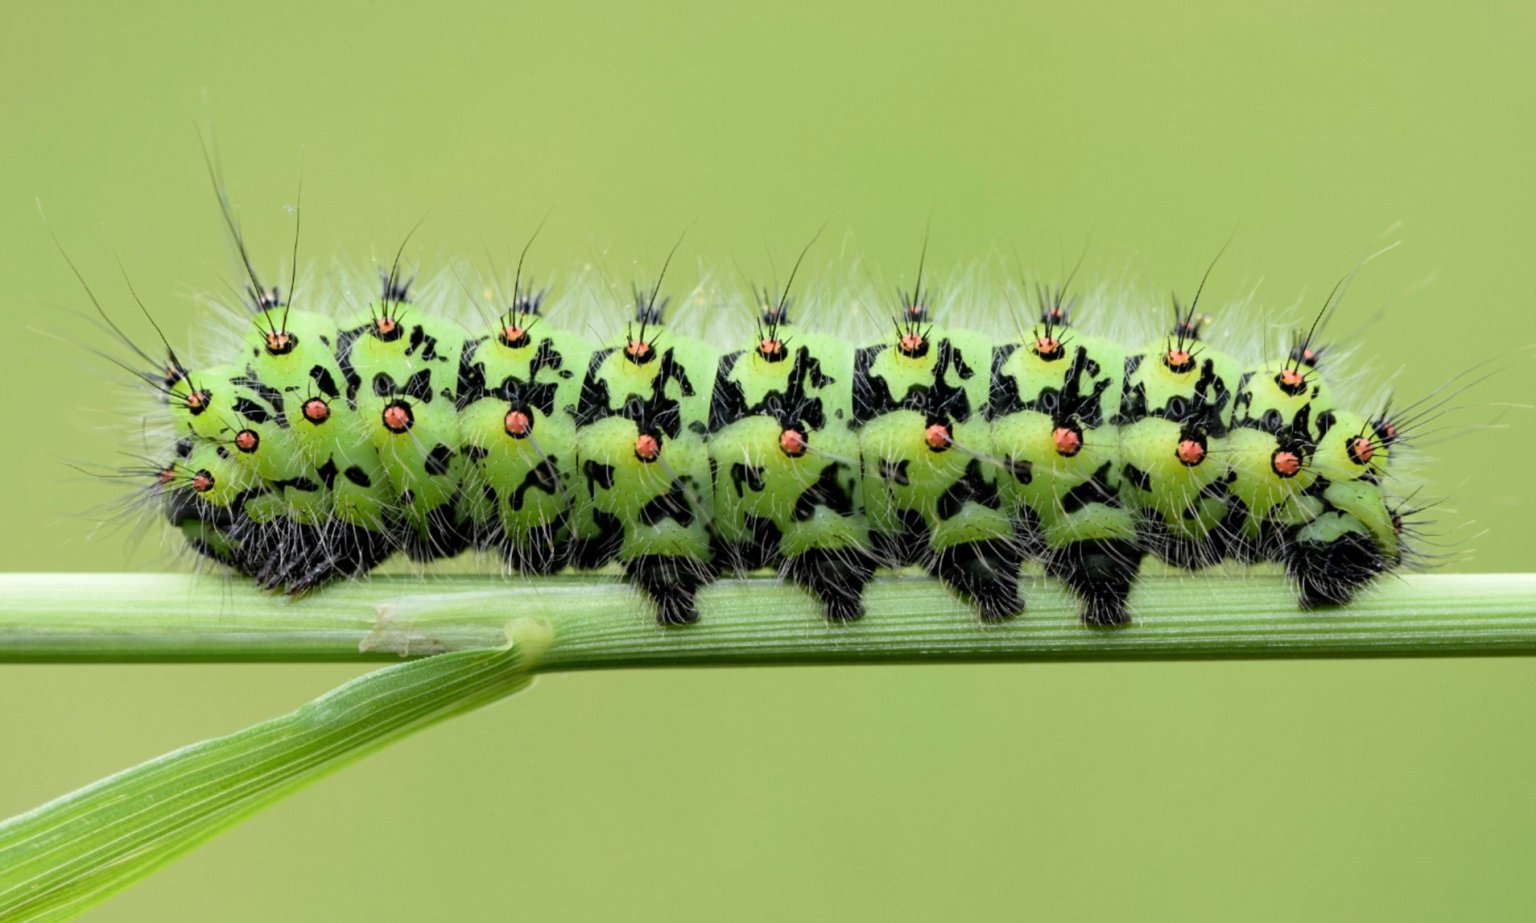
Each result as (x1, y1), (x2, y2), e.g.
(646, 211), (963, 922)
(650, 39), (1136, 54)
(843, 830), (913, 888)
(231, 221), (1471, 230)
(382, 403), (413, 434)
(1052, 426), (1082, 457)
(1272, 450), (1301, 477)
(504, 410), (533, 438)
(302, 398), (330, 424)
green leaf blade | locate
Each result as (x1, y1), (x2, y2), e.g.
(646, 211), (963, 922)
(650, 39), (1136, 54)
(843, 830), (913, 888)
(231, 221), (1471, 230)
(0, 643), (535, 922)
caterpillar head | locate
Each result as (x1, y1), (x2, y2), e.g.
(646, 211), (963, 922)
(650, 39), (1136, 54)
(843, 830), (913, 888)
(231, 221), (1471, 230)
(158, 442), (254, 520)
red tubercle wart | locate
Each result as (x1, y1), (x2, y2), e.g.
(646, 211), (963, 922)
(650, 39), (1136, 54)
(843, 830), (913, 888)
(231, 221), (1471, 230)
(500, 324), (530, 348)
(382, 402), (413, 434)
(1052, 426), (1082, 457)
(780, 428), (808, 457)
(925, 423), (951, 451)
(634, 433), (661, 462)
(302, 398), (330, 424)
(264, 331), (297, 355)
(1165, 348), (1194, 373)
(504, 409), (533, 438)
(1271, 450), (1301, 477)
(1276, 368), (1306, 395)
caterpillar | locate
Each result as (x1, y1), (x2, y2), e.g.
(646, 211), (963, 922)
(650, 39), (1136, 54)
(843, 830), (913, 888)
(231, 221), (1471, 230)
(78, 199), (1428, 629)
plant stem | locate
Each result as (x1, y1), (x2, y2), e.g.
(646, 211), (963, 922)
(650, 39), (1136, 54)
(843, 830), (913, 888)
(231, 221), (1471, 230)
(0, 572), (1532, 666)
(1, 571), (1533, 920)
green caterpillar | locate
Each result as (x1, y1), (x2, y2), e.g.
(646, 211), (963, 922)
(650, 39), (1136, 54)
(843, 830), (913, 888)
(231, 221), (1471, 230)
(113, 225), (1421, 628)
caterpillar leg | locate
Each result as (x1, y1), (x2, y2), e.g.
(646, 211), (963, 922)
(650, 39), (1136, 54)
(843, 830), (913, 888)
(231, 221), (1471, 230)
(868, 509), (928, 568)
(398, 503), (473, 564)
(242, 520), (395, 594)
(626, 553), (715, 625)
(928, 537), (1025, 622)
(1286, 521), (1389, 608)
(783, 546), (876, 622)
(500, 523), (570, 575)
(1045, 538), (1142, 627)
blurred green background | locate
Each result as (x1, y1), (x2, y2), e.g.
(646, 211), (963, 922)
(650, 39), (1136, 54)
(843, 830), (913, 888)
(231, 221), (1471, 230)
(2, 1), (1534, 919)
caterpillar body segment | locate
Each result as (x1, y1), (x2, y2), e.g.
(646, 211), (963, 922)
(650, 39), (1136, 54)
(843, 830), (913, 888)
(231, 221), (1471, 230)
(137, 250), (1425, 627)
(708, 308), (874, 621)
(1221, 356), (1335, 560)
(455, 294), (595, 575)
(572, 302), (719, 624)
(1114, 311), (1243, 569)
(988, 306), (1140, 626)
(337, 295), (471, 561)
(852, 302), (1023, 621)
(1284, 408), (1402, 606)
(162, 440), (254, 566)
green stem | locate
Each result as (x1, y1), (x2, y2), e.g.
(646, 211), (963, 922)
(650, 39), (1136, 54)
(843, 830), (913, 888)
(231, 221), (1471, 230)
(0, 572), (1532, 665)
(1, 571), (1533, 921)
